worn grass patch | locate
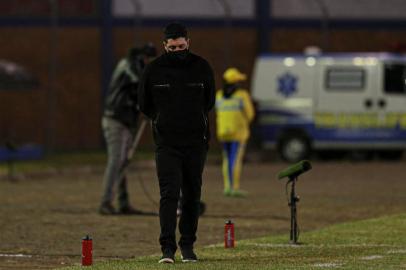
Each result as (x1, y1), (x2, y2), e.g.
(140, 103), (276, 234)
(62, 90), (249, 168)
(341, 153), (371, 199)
(63, 214), (406, 269)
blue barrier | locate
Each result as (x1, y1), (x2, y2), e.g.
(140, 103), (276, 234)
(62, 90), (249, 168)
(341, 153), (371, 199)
(0, 144), (44, 162)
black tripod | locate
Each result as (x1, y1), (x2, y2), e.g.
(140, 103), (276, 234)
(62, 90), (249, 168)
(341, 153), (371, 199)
(278, 160), (311, 244)
(288, 176), (300, 244)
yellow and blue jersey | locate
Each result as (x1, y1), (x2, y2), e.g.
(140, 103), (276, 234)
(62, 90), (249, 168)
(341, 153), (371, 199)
(215, 88), (255, 142)
(216, 88), (255, 194)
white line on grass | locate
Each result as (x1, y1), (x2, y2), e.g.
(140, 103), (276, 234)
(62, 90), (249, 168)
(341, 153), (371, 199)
(206, 244), (223, 248)
(360, 255), (384, 260)
(0, 254), (32, 258)
(243, 243), (304, 248)
(241, 243), (398, 248)
(387, 249), (406, 254)
(313, 262), (342, 268)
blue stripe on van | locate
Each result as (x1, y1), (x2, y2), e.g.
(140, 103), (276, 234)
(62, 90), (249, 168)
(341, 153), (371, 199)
(256, 110), (406, 144)
(259, 123), (406, 144)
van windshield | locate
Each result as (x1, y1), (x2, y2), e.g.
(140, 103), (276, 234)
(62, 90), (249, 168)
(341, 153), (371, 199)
(384, 63), (406, 94)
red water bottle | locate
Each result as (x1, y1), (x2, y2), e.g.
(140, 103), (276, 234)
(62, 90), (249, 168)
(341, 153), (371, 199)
(82, 235), (92, 266)
(224, 220), (235, 248)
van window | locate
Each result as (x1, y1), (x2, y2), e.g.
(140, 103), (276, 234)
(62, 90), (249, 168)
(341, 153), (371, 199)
(325, 68), (365, 90)
(384, 63), (406, 94)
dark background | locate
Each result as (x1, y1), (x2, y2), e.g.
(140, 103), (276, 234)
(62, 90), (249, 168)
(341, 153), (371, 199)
(1, 0), (405, 152)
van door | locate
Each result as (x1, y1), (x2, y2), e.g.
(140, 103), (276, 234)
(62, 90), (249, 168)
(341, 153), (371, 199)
(314, 57), (379, 148)
(375, 61), (406, 150)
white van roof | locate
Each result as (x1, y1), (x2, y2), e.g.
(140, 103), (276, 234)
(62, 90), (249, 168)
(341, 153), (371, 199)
(256, 52), (406, 61)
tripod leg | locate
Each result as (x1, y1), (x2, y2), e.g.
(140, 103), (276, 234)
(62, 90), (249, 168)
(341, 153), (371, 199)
(289, 179), (299, 244)
(292, 205), (298, 244)
(290, 203), (294, 242)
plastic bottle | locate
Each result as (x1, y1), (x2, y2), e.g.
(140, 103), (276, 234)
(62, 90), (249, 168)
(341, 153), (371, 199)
(82, 235), (92, 266)
(224, 220), (235, 248)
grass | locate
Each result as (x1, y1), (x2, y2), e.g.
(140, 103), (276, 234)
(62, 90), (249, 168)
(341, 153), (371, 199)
(0, 150), (154, 176)
(62, 214), (406, 270)
(0, 150), (223, 176)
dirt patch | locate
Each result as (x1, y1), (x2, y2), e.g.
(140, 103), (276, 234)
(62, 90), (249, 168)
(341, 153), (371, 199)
(1, 161), (406, 269)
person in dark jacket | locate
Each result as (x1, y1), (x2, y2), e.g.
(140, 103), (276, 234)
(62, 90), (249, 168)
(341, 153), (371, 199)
(138, 22), (215, 263)
(99, 43), (156, 215)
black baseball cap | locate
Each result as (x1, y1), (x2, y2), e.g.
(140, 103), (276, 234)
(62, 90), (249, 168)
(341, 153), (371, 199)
(163, 22), (188, 40)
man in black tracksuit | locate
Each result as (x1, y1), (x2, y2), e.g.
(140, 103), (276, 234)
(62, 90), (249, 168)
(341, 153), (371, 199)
(138, 23), (215, 263)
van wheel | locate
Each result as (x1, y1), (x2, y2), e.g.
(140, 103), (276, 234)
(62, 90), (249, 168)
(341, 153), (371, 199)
(278, 135), (311, 162)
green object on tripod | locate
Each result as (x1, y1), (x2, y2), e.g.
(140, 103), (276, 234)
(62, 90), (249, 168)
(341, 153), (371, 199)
(278, 160), (312, 180)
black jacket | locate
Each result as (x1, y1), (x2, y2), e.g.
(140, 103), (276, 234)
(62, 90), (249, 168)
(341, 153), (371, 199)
(104, 58), (143, 129)
(138, 52), (215, 146)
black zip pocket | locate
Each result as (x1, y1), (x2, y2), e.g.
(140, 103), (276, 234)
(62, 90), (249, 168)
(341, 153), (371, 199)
(186, 82), (204, 88)
(153, 83), (170, 88)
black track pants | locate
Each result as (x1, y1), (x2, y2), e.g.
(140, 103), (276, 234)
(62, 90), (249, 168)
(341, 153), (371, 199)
(155, 144), (207, 252)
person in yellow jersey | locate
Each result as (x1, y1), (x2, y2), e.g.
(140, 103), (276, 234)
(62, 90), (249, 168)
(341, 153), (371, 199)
(215, 67), (255, 197)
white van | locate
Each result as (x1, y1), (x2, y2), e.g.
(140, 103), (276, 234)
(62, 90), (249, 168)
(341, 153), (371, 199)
(251, 52), (406, 162)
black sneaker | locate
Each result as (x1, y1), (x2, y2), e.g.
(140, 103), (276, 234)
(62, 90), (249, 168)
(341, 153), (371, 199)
(180, 248), (197, 263)
(98, 203), (116, 215)
(158, 249), (175, 264)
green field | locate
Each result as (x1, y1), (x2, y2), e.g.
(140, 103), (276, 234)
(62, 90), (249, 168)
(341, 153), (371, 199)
(2, 160), (406, 269)
(63, 214), (406, 270)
